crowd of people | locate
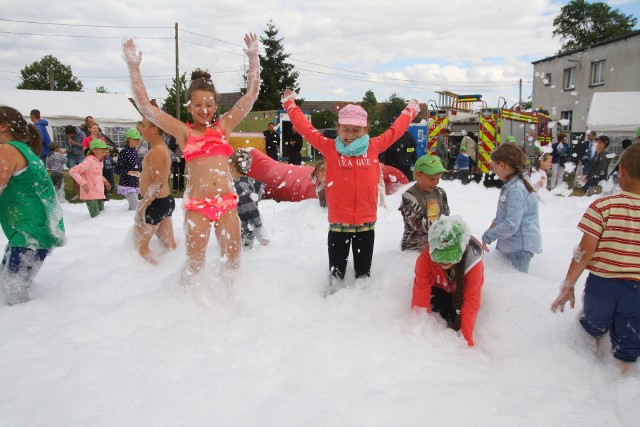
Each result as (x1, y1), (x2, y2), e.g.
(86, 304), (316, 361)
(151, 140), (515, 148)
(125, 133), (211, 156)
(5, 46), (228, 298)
(1, 34), (639, 375)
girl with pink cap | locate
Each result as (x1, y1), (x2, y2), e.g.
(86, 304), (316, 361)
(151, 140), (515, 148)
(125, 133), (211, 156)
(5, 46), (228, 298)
(281, 89), (420, 295)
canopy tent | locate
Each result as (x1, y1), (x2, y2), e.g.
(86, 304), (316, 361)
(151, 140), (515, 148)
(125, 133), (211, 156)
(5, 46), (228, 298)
(586, 91), (640, 133)
(0, 89), (142, 146)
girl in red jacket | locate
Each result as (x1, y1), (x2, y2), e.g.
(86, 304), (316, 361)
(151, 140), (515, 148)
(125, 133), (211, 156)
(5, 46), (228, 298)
(282, 89), (420, 296)
(412, 216), (484, 346)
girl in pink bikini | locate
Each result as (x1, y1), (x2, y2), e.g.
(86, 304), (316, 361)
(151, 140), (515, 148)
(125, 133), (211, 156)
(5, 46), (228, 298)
(123, 34), (260, 285)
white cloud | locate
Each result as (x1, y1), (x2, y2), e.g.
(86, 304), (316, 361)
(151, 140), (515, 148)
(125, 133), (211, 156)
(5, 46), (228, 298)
(0, 0), (565, 108)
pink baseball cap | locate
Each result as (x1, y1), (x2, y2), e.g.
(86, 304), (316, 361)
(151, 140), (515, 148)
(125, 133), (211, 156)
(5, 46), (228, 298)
(338, 104), (368, 127)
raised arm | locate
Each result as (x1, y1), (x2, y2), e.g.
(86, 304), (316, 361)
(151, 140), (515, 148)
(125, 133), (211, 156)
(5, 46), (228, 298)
(374, 99), (420, 152)
(122, 39), (188, 143)
(220, 33), (260, 136)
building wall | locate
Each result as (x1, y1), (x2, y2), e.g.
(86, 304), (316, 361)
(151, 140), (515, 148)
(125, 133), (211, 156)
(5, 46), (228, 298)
(532, 33), (640, 136)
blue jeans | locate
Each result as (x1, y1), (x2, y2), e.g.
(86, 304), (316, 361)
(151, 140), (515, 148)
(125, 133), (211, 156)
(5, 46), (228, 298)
(1, 247), (50, 305)
(502, 250), (533, 273)
(580, 273), (640, 363)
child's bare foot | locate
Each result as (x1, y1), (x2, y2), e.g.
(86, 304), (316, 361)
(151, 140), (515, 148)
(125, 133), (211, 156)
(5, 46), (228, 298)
(138, 246), (158, 265)
(615, 359), (633, 375)
(595, 336), (608, 359)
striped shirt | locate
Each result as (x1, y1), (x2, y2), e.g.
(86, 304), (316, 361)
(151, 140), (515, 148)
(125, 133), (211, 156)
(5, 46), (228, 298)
(578, 191), (640, 281)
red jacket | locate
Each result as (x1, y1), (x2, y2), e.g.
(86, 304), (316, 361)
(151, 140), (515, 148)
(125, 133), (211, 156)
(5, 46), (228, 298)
(284, 100), (416, 225)
(411, 237), (484, 346)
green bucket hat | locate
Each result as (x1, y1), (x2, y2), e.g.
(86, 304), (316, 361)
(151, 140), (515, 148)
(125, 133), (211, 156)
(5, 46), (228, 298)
(125, 128), (141, 139)
(414, 155), (447, 175)
(428, 216), (471, 264)
(505, 136), (517, 143)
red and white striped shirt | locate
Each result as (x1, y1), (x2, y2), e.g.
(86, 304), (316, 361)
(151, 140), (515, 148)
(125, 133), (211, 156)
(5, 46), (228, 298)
(578, 192), (640, 281)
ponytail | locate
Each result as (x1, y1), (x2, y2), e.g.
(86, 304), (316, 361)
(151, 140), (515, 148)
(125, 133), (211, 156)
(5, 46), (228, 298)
(518, 171), (535, 193)
(0, 106), (42, 156)
(26, 124), (42, 156)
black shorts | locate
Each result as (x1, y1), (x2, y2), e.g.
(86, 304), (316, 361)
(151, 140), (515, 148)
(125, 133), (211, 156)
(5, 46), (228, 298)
(144, 196), (175, 225)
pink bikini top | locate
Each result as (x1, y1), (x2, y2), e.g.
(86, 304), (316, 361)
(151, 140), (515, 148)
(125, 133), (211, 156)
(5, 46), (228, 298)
(183, 121), (234, 162)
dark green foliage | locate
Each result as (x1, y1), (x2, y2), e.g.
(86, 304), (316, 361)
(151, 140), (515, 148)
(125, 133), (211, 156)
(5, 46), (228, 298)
(254, 20), (301, 111)
(18, 54), (83, 91)
(552, 0), (637, 53)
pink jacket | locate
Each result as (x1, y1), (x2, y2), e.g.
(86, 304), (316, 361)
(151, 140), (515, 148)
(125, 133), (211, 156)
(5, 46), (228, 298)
(69, 155), (107, 200)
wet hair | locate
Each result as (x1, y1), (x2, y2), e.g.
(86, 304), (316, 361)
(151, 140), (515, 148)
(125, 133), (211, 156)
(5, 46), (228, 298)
(442, 128), (451, 134)
(490, 143), (534, 193)
(311, 160), (326, 181)
(619, 143), (640, 181)
(529, 152), (551, 173)
(186, 69), (217, 104)
(0, 106), (42, 156)
(621, 139), (632, 150)
(145, 119), (165, 137)
(64, 125), (77, 135)
(30, 109), (41, 119)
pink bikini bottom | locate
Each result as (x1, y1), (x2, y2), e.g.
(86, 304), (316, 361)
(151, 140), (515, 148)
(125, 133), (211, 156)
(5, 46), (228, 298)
(183, 193), (238, 222)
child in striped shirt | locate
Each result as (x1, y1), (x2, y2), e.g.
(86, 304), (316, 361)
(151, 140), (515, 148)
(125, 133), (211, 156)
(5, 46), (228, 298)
(551, 143), (640, 374)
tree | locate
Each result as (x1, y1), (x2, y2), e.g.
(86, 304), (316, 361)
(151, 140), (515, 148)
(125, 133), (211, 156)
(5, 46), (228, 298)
(96, 86), (109, 94)
(311, 109), (337, 129)
(17, 54), (83, 91)
(552, 0), (638, 53)
(361, 90), (384, 137)
(254, 20), (300, 111)
(162, 72), (190, 122)
(379, 93), (407, 130)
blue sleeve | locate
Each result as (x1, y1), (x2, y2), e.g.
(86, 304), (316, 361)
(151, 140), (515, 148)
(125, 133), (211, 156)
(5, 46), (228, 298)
(482, 188), (526, 244)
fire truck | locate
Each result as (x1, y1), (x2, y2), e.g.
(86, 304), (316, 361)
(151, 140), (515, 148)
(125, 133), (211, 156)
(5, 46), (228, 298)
(426, 91), (551, 174)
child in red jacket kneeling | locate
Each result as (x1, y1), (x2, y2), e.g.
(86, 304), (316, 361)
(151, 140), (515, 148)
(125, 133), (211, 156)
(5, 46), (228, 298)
(412, 215), (484, 346)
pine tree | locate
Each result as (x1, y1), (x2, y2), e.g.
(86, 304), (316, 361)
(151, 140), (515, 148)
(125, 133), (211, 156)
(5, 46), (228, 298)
(255, 20), (300, 111)
(162, 72), (190, 122)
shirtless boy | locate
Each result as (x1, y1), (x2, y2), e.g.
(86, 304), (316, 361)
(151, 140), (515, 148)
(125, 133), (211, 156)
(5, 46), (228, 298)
(135, 118), (177, 263)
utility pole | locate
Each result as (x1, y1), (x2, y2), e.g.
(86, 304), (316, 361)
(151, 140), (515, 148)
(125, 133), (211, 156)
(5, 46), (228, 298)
(49, 68), (54, 90)
(175, 22), (180, 121)
(518, 79), (522, 109)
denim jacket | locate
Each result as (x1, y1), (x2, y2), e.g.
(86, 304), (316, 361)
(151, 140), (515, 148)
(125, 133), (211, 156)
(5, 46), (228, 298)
(482, 176), (542, 254)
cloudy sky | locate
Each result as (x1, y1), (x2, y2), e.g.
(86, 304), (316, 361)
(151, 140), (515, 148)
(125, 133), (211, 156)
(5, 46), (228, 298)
(1, 0), (638, 108)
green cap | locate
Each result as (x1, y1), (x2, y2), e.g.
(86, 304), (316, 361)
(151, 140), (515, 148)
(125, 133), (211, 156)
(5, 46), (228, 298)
(89, 139), (111, 151)
(125, 128), (141, 139)
(505, 136), (517, 143)
(636, 127), (640, 137)
(414, 155), (447, 175)
(459, 145), (467, 151)
(428, 216), (471, 264)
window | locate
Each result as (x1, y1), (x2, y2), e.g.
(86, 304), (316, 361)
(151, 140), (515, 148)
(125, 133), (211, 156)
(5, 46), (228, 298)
(544, 73), (551, 86)
(563, 68), (575, 90)
(590, 60), (605, 86)
(559, 111), (573, 132)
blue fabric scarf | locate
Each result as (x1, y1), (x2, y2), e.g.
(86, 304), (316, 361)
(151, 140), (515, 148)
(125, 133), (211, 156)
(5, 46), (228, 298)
(335, 135), (370, 157)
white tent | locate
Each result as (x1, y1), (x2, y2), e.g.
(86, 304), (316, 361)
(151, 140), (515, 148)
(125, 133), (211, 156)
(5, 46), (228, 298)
(0, 89), (142, 146)
(586, 91), (640, 133)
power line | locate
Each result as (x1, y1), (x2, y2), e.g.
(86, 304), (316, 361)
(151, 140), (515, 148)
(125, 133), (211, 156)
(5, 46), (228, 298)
(0, 18), (171, 29)
(180, 38), (244, 57)
(178, 28), (243, 48)
(0, 30), (172, 40)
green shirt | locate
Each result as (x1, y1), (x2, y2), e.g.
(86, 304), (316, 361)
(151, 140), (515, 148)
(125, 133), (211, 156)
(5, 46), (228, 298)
(0, 141), (65, 249)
